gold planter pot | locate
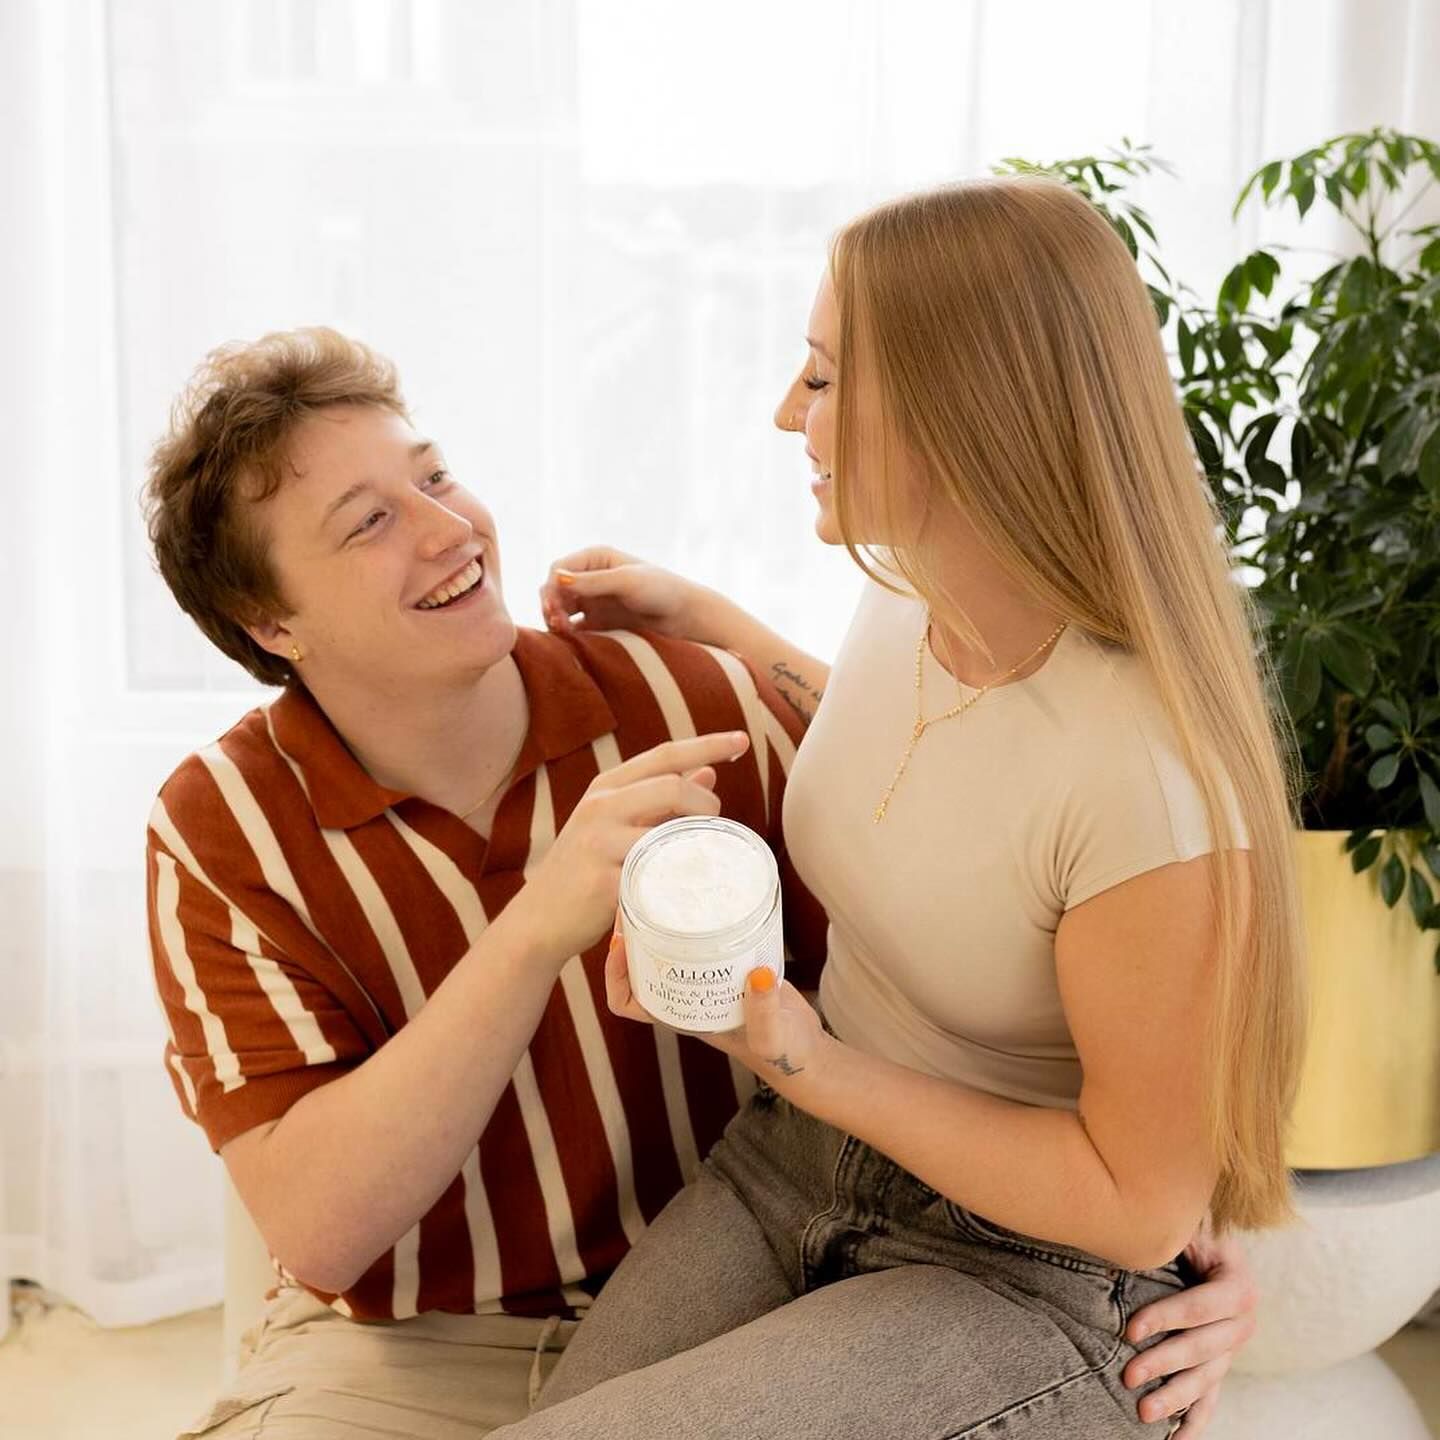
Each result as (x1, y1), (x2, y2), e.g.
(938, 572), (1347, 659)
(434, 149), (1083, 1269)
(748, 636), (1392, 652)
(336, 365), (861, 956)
(1286, 830), (1440, 1169)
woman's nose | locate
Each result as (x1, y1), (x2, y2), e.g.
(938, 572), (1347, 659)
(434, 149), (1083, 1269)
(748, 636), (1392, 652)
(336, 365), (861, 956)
(774, 381), (805, 432)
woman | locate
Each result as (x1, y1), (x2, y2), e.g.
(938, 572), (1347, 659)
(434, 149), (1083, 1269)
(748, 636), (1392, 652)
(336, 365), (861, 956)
(513, 179), (1304, 1438)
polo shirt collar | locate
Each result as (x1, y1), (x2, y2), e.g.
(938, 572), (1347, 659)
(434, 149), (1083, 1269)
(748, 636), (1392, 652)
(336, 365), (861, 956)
(268, 627), (617, 831)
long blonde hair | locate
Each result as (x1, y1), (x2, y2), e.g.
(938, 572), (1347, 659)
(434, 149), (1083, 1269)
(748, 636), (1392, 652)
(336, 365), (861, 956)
(831, 179), (1306, 1232)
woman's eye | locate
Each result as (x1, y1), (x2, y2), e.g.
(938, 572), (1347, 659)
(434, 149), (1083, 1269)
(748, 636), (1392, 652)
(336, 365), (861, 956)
(350, 510), (386, 539)
(803, 376), (828, 392)
(424, 469), (451, 488)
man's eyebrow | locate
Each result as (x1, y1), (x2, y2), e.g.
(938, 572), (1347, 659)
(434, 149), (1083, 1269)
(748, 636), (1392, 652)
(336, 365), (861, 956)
(320, 441), (438, 528)
(322, 482), (371, 527)
(806, 336), (835, 362)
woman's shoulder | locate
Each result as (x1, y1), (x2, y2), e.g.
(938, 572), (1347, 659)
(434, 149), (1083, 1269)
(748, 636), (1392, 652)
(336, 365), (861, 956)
(837, 573), (923, 651)
(1052, 633), (1244, 860)
(1061, 632), (1179, 755)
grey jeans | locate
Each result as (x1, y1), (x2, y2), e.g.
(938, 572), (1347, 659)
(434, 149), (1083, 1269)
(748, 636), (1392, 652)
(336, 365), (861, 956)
(493, 1083), (1190, 1439)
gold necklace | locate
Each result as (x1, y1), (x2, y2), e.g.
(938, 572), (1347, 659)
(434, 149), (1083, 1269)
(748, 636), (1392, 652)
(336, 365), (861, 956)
(458, 774), (510, 823)
(456, 729), (529, 823)
(872, 615), (1068, 824)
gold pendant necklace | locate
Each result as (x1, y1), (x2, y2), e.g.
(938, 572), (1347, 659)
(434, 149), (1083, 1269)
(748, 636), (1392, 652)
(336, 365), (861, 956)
(872, 614), (1067, 824)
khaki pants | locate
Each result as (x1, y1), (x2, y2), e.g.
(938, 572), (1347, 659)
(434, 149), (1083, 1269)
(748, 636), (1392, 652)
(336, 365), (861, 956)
(179, 1287), (577, 1439)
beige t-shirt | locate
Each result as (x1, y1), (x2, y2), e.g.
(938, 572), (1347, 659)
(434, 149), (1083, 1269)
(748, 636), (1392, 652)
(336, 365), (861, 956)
(784, 580), (1239, 1111)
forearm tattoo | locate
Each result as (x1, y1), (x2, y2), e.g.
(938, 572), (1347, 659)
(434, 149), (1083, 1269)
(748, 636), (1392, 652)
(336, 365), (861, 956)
(766, 1053), (806, 1077)
(769, 661), (824, 725)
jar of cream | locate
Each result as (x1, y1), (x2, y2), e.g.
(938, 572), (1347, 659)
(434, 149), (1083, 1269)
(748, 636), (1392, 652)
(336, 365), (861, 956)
(618, 816), (783, 1033)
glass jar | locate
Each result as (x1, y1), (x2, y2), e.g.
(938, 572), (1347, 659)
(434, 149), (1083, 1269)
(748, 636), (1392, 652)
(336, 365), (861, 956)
(618, 816), (784, 1033)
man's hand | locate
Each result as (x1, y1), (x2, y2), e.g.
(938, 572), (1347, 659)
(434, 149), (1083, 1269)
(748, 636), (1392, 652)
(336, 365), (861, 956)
(516, 732), (750, 962)
(1123, 1222), (1258, 1434)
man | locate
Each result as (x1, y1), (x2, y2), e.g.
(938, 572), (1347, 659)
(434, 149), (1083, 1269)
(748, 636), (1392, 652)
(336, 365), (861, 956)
(145, 328), (1252, 1438)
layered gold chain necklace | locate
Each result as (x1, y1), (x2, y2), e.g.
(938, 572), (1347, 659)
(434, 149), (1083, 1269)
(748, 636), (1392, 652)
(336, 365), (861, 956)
(873, 615), (1068, 824)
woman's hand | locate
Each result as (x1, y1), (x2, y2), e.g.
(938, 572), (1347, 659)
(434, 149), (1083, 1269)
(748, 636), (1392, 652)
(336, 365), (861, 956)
(1122, 1222), (1259, 1434)
(604, 935), (829, 1086)
(712, 968), (829, 1087)
(539, 546), (714, 642)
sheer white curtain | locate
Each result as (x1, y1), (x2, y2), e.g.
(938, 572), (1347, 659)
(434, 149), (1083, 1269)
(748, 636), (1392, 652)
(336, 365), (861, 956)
(4, 0), (1437, 1330)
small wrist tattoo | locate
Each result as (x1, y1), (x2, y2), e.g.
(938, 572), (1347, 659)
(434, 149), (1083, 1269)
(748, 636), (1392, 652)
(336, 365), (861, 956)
(767, 1053), (805, 1077)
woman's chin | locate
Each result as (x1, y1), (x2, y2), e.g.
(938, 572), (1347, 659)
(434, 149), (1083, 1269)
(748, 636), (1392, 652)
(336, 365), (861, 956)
(813, 504), (844, 546)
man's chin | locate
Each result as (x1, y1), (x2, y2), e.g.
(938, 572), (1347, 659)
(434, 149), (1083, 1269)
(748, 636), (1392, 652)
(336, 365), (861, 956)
(397, 609), (521, 688)
(464, 611), (520, 674)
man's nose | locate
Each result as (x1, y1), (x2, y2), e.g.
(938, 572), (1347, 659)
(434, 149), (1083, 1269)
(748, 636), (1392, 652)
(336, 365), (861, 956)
(416, 499), (473, 557)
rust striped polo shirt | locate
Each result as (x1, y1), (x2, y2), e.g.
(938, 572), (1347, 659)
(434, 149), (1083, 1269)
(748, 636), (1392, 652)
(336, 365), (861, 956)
(146, 626), (826, 1322)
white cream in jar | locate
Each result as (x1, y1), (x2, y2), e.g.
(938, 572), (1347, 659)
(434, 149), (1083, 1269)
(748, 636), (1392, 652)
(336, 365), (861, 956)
(618, 817), (783, 1033)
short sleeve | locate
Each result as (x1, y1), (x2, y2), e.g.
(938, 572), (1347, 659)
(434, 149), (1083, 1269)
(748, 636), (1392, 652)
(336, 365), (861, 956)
(1054, 730), (1233, 914)
(146, 819), (367, 1152)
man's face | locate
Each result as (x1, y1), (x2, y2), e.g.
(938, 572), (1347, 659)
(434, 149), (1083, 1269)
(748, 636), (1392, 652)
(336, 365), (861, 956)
(246, 405), (517, 695)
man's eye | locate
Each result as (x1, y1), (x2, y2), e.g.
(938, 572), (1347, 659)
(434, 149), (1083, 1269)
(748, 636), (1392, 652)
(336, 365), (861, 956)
(350, 510), (386, 539)
(424, 469), (451, 488)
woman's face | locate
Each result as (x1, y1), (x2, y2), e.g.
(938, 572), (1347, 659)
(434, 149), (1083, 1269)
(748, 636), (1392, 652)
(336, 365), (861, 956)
(773, 272), (844, 545)
(773, 270), (918, 547)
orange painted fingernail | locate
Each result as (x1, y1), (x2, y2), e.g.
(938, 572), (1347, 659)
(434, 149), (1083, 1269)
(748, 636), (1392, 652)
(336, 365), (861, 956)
(747, 967), (776, 993)
(556, 571), (575, 586)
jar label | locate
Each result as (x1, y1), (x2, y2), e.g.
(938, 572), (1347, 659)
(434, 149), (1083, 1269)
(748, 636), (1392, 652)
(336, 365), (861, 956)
(624, 922), (784, 1033)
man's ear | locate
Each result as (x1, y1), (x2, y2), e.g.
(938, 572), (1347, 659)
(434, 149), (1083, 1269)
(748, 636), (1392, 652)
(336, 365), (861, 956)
(243, 612), (296, 662)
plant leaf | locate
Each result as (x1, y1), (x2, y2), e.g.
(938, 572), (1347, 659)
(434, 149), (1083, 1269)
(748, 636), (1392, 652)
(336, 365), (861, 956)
(1369, 752), (1402, 789)
(1352, 836), (1383, 872)
(1281, 631), (1323, 720)
(1219, 263), (1251, 314)
(1421, 768), (1440, 832)
(1247, 250), (1281, 297)
(1365, 724), (1398, 751)
(1338, 259), (1377, 316)
(1316, 631), (1376, 696)
(1178, 318), (1196, 377)
(1410, 866), (1436, 927)
(1372, 697), (1411, 731)
(1290, 422), (1314, 476)
(1421, 431), (1440, 502)
(1380, 853), (1406, 906)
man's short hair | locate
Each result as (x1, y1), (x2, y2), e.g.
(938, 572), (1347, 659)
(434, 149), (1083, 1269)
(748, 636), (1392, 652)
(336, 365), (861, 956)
(144, 327), (408, 686)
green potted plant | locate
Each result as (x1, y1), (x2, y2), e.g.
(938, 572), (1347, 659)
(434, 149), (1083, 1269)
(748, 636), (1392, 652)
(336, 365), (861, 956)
(1000, 131), (1440, 1165)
